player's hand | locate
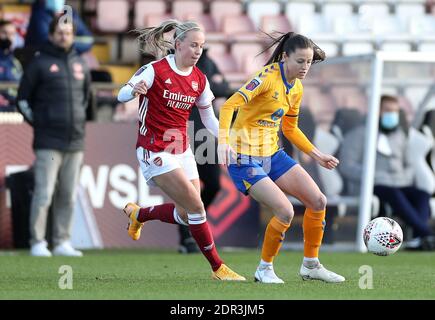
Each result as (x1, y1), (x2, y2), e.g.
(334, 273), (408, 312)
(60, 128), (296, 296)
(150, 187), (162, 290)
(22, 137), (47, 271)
(218, 143), (236, 166)
(316, 153), (339, 170)
(132, 80), (147, 96)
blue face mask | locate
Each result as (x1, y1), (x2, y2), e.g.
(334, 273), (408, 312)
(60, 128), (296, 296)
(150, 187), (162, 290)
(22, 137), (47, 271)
(46, 0), (65, 13)
(381, 112), (399, 130)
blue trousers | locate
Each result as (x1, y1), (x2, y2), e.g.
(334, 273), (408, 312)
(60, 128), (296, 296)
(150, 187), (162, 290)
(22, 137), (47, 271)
(374, 185), (433, 238)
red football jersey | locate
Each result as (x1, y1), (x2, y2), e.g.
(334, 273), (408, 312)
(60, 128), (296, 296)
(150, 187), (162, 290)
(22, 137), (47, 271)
(127, 54), (214, 154)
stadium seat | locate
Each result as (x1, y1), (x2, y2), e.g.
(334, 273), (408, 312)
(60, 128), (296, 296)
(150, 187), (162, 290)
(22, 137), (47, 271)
(84, 0), (98, 12)
(171, 0), (204, 21)
(371, 16), (408, 36)
(207, 51), (246, 87)
(358, 3), (390, 17)
(395, 3), (426, 24)
(134, 0), (167, 29)
(322, 2), (354, 25)
(260, 14), (293, 34)
(315, 41), (339, 58)
(330, 88), (368, 114)
(184, 13), (217, 32)
(342, 41), (374, 56)
(230, 42), (266, 75)
(404, 87), (428, 110)
(332, 15), (371, 41)
(302, 87), (336, 126)
(120, 36), (140, 64)
(417, 41), (435, 51)
(285, 2), (315, 28)
(313, 128), (343, 197)
(409, 15), (435, 40)
(96, 0), (129, 33)
(330, 108), (365, 143)
(207, 51), (238, 74)
(100, 64), (139, 85)
(221, 15), (259, 42)
(247, 0), (281, 28)
(210, 0), (243, 30)
(206, 42), (227, 55)
(295, 14), (335, 41)
(145, 14), (174, 28)
(380, 41), (413, 52)
(407, 126), (435, 195)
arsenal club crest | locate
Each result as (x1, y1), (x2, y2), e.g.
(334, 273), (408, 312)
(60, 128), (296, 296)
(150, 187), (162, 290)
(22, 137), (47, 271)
(153, 157), (163, 167)
(49, 64), (59, 73)
(191, 81), (198, 91)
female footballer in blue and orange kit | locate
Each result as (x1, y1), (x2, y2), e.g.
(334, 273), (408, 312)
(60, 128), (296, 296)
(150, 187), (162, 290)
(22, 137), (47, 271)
(218, 32), (345, 283)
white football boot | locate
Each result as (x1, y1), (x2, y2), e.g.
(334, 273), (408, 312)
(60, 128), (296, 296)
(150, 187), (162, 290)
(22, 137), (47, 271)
(300, 264), (345, 283)
(254, 265), (284, 284)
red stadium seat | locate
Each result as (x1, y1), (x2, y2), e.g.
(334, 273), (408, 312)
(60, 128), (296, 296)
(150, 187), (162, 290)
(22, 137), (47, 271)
(172, 0), (204, 20)
(207, 52), (237, 74)
(247, 0), (281, 28)
(230, 42), (266, 75)
(209, 0), (243, 30)
(205, 42), (227, 57)
(260, 15), (293, 34)
(221, 15), (259, 42)
(96, 0), (129, 33)
(184, 13), (217, 32)
(145, 14), (174, 28)
(134, 0), (167, 29)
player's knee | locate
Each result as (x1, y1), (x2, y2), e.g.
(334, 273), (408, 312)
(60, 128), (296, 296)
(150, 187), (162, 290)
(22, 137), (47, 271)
(274, 203), (294, 224)
(310, 193), (327, 211)
(187, 199), (205, 215)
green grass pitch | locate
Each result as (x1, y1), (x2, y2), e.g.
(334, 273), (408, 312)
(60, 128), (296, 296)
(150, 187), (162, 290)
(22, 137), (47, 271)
(0, 249), (434, 300)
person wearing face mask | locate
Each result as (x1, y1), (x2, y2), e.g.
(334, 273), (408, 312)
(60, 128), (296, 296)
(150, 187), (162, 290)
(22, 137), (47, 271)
(0, 20), (22, 112)
(339, 95), (435, 251)
(16, 17), (91, 257)
(23, 0), (93, 68)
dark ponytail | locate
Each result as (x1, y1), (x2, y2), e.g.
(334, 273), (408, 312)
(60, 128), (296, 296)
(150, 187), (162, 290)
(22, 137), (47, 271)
(260, 32), (326, 66)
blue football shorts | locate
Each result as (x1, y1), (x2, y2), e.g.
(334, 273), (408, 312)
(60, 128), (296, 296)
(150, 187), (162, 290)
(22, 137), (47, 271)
(227, 149), (297, 195)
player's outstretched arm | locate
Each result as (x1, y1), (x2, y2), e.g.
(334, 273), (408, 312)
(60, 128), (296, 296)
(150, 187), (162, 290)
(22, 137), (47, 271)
(198, 105), (219, 137)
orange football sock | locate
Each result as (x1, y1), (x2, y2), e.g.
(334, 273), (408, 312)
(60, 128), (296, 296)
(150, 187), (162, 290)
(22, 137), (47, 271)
(261, 216), (290, 263)
(303, 208), (326, 258)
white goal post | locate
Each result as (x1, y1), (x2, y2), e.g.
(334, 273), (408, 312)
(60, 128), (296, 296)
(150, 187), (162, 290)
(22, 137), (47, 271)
(321, 52), (435, 252)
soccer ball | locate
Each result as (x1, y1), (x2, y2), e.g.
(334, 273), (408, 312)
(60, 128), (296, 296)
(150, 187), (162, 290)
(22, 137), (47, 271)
(363, 217), (403, 256)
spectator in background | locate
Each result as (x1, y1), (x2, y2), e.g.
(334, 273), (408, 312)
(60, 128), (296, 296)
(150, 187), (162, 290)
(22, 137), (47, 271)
(0, 19), (22, 112)
(17, 16), (91, 257)
(339, 95), (435, 251)
(180, 48), (233, 253)
(25, 0), (93, 56)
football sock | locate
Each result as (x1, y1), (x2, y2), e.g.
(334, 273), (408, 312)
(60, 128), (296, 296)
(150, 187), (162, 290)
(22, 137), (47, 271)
(188, 213), (223, 272)
(261, 216), (290, 263)
(303, 257), (320, 268)
(303, 208), (326, 258)
(259, 259), (273, 269)
(138, 203), (179, 224)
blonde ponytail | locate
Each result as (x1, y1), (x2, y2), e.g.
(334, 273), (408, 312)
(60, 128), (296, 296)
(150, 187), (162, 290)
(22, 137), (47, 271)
(134, 20), (203, 59)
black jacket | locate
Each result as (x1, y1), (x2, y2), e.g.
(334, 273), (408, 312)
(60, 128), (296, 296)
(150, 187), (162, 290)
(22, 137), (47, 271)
(17, 42), (90, 151)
